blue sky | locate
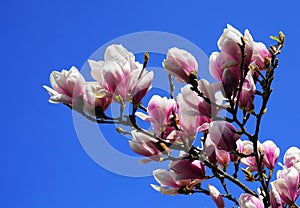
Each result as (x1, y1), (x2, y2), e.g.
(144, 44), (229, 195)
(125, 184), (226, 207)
(1, 0), (300, 207)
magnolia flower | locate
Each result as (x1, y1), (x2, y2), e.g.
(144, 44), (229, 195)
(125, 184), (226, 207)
(104, 44), (137, 70)
(274, 166), (300, 205)
(129, 130), (162, 164)
(204, 134), (217, 164)
(83, 82), (113, 116)
(179, 80), (222, 119)
(89, 44), (153, 104)
(252, 42), (271, 70)
(169, 159), (206, 180)
(177, 92), (210, 140)
(217, 24), (254, 66)
(43, 66), (85, 105)
(209, 51), (240, 82)
(238, 194), (264, 208)
(163, 47), (198, 83)
(136, 95), (177, 134)
(238, 73), (256, 113)
(261, 140), (280, 170)
(127, 68), (154, 104)
(216, 148), (230, 168)
(270, 182), (283, 208)
(209, 121), (241, 152)
(284, 146), (300, 168)
(240, 140), (263, 172)
(150, 169), (201, 196)
(208, 184), (225, 208)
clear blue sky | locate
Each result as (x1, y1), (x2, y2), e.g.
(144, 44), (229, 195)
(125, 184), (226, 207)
(1, 0), (300, 207)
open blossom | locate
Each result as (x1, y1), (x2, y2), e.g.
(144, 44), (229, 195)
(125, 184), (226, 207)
(177, 92), (210, 140)
(217, 24), (254, 66)
(89, 44), (153, 103)
(274, 166), (300, 205)
(209, 121), (241, 152)
(43, 66), (85, 105)
(163, 47), (198, 83)
(129, 130), (162, 164)
(240, 140), (263, 172)
(208, 184), (225, 208)
(136, 95), (177, 134)
(179, 80), (222, 119)
(261, 140), (280, 170)
(151, 169), (201, 196)
(284, 146), (300, 168)
(238, 194), (264, 208)
(83, 82), (113, 116)
(252, 42), (271, 70)
(169, 159), (206, 180)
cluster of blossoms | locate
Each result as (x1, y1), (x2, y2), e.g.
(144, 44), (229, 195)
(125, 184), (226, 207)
(44, 25), (299, 207)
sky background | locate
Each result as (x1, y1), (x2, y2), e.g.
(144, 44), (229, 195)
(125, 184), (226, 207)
(1, 0), (300, 207)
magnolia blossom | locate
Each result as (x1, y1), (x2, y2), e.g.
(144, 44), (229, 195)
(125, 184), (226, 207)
(270, 182), (283, 208)
(284, 146), (300, 168)
(209, 121), (241, 152)
(217, 24), (254, 66)
(151, 169), (201, 195)
(261, 140), (280, 170)
(177, 92), (210, 140)
(163, 47), (198, 83)
(240, 140), (263, 172)
(83, 82), (113, 116)
(238, 194), (264, 208)
(252, 42), (271, 70)
(208, 184), (225, 208)
(237, 73), (256, 112)
(169, 159), (206, 180)
(274, 166), (300, 205)
(129, 130), (162, 164)
(136, 95), (177, 134)
(179, 80), (222, 119)
(89, 44), (153, 104)
(204, 134), (217, 164)
(43, 66), (85, 105)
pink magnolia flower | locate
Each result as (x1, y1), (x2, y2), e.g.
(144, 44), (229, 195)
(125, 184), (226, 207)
(43, 66), (85, 105)
(136, 95), (177, 134)
(284, 146), (300, 168)
(208, 184), (225, 208)
(177, 92), (211, 140)
(238, 73), (256, 113)
(261, 140), (280, 170)
(204, 134), (217, 164)
(216, 148), (230, 168)
(151, 169), (201, 196)
(163, 47), (198, 83)
(103, 44), (137, 70)
(89, 44), (153, 104)
(274, 166), (300, 205)
(270, 182), (283, 208)
(179, 80), (222, 119)
(129, 130), (162, 164)
(252, 42), (271, 70)
(169, 159), (206, 180)
(209, 121), (241, 152)
(238, 194), (264, 208)
(221, 67), (240, 99)
(240, 140), (263, 172)
(127, 68), (154, 104)
(217, 24), (254, 66)
(83, 82), (113, 116)
(209, 51), (240, 82)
